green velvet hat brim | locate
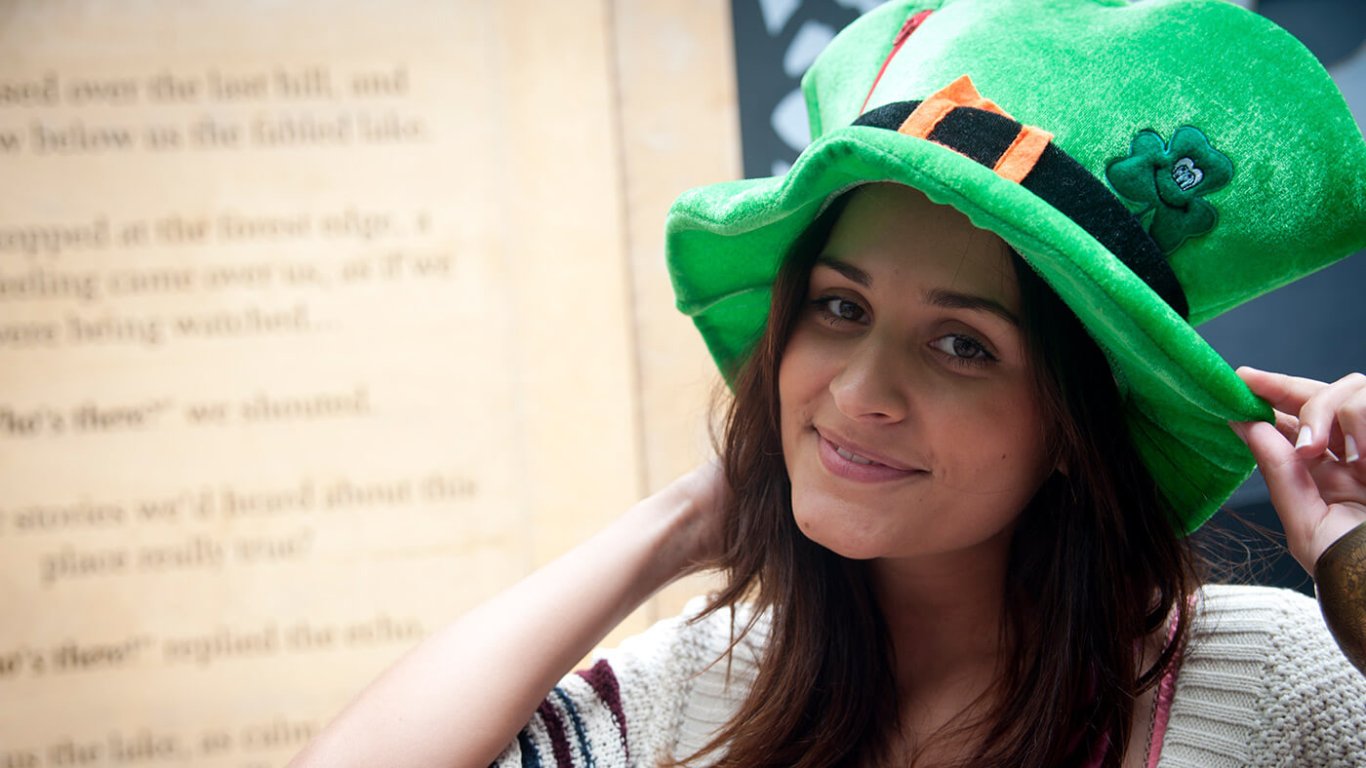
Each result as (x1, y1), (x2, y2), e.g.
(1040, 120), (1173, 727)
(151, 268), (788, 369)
(667, 125), (1272, 533)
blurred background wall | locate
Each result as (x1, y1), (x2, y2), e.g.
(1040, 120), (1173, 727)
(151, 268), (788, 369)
(0, 2), (734, 765)
(1, 1), (1360, 766)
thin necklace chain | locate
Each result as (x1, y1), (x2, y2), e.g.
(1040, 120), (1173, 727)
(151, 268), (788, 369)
(1141, 684), (1160, 767)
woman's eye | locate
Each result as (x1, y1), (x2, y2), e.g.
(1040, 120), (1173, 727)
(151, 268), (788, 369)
(929, 334), (996, 365)
(814, 296), (867, 324)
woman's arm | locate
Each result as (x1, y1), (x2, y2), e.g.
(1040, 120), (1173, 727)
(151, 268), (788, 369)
(288, 462), (727, 768)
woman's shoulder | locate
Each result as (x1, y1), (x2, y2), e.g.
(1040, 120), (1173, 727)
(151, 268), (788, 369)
(492, 599), (769, 767)
(1185, 583), (1363, 697)
(1159, 583), (1366, 766)
(1195, 581), (1315, 614)
(1189, 583), (1352, 665)
(661, 599), (769, 761)
(576, 598), (769, 764)
(596, 596), (769, 686)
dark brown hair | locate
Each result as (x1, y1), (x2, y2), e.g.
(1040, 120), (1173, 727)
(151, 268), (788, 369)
(682, 190), (1200, 767)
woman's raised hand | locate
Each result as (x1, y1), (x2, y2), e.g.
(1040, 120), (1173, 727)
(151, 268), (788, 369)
(1231, 367), (1366, 574)
(647, 460), (730, 577)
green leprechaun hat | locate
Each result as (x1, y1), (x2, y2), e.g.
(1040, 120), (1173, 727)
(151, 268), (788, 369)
(665, 0), (1366, 533)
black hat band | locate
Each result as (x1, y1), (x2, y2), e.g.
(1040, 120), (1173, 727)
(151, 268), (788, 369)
(854, 99), (1191, 320)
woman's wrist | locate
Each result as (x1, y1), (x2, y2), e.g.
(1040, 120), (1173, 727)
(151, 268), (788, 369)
(1314, 521), (1366, 675)
(621, 491), (712, 589)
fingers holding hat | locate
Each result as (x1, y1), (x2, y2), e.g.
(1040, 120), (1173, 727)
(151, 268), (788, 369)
(1230, 366), (1366, 573)
(1293, 371), (1366, 462)
(1236, 367), (1366, 460)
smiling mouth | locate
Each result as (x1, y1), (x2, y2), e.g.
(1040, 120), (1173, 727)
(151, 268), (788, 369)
(834, 444), (879, 466)
(815, 429), (923, 480)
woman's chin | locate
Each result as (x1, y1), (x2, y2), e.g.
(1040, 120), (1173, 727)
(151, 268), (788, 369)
(791, 503), (892, 561)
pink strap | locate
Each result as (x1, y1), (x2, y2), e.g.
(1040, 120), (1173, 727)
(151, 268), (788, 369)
(1080, 608), (1185, 768)
(1145, 613), (1184, 768)
(1081, 732), (1110, 768)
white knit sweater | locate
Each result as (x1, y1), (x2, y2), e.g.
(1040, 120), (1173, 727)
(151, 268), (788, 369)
(495, 584), (1366, 767)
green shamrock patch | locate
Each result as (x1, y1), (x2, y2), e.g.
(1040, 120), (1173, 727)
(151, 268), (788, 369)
(1105, 126), (1233, 254)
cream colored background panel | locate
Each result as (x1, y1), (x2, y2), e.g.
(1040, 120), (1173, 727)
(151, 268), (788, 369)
(0, 1), (737, 765)
(610, 0), (739, 620)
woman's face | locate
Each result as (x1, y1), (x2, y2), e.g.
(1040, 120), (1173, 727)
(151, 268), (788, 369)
(779, 183), (1054, 562)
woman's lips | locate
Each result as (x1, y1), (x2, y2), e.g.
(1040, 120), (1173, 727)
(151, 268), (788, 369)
(816, 431), (922, 483)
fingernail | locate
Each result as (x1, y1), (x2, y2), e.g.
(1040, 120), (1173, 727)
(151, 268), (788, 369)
(1347, 435), (1360, 463)
(1296, 425), (1313, 449)
(1228, 421), (1249, 443)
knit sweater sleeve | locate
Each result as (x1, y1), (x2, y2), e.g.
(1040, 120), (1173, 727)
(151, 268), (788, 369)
(491, 599), (763, 768)
(1159, 584), (1366, 768)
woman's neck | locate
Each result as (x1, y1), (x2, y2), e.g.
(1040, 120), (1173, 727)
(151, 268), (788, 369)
(868, 528), (1014, 751)
(872, 529), (1012, 681)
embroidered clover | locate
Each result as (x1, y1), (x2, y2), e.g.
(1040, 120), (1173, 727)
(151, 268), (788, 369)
(1105, 126), (1232, 254)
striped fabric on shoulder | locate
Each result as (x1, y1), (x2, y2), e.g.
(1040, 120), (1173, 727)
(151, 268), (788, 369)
(493, 598), (765, 768)
(495, 659), (630, 767)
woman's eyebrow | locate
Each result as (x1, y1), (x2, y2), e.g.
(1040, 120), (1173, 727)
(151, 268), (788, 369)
(814, 256), (871, 286)
(925, 288), (1019, 327)
(814, 256), (1019, 326)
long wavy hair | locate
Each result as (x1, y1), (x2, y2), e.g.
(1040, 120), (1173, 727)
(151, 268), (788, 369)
(682, 191), (1201, 767)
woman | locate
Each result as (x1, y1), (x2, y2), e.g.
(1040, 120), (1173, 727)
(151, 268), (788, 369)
(293, 0), (1366, 765)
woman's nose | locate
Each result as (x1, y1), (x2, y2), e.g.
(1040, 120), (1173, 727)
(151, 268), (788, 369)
(829, 334), (910, 423)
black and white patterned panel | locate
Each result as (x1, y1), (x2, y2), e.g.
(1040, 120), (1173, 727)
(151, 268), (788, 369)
(730, 0), (1363, 178)
(730, 0), (887, 179)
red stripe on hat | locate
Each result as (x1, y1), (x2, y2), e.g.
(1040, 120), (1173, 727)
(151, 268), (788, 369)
(858, 9), (934, 115)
